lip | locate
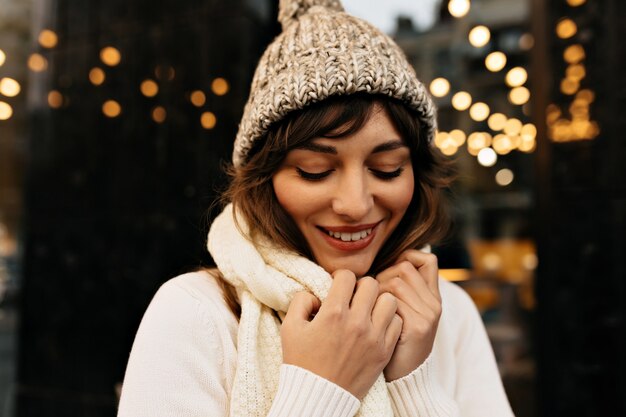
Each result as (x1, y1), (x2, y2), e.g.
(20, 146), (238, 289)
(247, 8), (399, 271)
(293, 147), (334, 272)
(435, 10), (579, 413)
(317, 222), (380, 252)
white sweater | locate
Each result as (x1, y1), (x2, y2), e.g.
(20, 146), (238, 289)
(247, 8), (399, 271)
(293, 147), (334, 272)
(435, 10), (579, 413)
(118, 271), (515, 417)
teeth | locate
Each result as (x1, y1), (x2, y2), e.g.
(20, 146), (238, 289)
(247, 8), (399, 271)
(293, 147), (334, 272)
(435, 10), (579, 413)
(327, 228), (373, 242)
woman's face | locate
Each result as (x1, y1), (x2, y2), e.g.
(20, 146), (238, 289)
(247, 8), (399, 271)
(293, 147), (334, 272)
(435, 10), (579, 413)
(272, 106), (414, 277)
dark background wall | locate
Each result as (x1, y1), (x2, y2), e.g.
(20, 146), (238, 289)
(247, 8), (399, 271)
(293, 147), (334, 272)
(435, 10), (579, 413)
(17, 0), (277, 415)
(533, 0), (626, 415)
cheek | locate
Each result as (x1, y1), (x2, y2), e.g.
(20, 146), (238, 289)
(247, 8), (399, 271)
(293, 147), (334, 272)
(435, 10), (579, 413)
(385, 172), (414, 215)
(272, 173), (323, 222)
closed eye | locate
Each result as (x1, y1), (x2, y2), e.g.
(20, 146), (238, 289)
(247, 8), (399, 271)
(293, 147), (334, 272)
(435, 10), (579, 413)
(296, 167), (333, 181)
(370, 168), (404, 180)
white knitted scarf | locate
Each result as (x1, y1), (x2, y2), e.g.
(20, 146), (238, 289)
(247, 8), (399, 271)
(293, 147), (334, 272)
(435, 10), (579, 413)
(207, 204), (394, 417)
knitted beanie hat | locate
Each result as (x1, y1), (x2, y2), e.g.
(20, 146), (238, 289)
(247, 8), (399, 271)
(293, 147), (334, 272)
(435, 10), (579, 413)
(233, 0), (437, 167)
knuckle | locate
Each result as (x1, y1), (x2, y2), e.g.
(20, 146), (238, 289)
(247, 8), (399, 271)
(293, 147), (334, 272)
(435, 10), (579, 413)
(425, 253), (439, 266)
(333, 269), (357, 281)
(359, 276), (379, 292)
(349, 319), (368, 336)
(398, 260), (415, 275)
(389, 277), (405, 292)
(325, 304), (346, 320)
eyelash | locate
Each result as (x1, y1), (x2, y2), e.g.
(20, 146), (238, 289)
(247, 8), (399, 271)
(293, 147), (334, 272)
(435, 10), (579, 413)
(295, 167), (404, 181)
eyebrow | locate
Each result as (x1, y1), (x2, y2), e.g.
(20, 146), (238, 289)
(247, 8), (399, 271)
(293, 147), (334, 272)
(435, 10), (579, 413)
(295, 139), (407, 155)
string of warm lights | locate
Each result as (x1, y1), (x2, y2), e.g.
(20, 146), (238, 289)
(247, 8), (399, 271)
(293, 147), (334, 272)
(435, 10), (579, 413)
(547, 0), (598, 142)
(427, 0), (538, 183)
(2, 28), (231, 130)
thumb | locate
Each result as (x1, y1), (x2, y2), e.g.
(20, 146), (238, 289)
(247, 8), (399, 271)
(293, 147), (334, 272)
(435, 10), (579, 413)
(285, 292), (321, 323)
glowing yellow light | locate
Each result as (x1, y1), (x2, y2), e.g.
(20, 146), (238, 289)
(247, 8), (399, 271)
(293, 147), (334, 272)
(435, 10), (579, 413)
(485, 52), (507, 72)
(570, 99), (589, 119)
(487, 113), (507, 131)
(152, 106), (167, 123)
(564, 44), (585, 64)
(477, 147), (497, 167)
(566, 0), (586, 6)
(452, 91), (472, 111)
(520, 123), (537, 139)
(0, 101), (13, 120)
(430, 78), (450, 97)
(211, 78), (229, 96)
(38, 29), (58, 49)
(505, 67), (527, 87)
(495, 169), (514, 186)
(469, 26), (491, 48)
(469, 102), (490, 122)
(201, 111), (217, 129)
(440, 143), (459, 156)
(449, 129), (466, 146)
(0, 78), (21, 97)
(190, 90), (206, 107)
(509, 86), (530, 105)
(519, 33), (534, 50)
(492, 134), (514, 154)
(503, 118), (522, 136)
(448, 0), (470, 18)
(28, 53), (48, 72)
(556, 18), (577, 39)
(518, 136), (536, 153)
(467, 132), (492, 154)
(89, 67), (106, 86)
(140, 79), (159, 97)
(0, 49), (5, 67)
(102, 100), (122, 118)
(566, 64), (586, 81)
(435, 131), (450, 148)
(561, 78), (579, 95)
(100, 47), (121, 67)
(576, 89), (595, 103)
(48, 90), (63, 108)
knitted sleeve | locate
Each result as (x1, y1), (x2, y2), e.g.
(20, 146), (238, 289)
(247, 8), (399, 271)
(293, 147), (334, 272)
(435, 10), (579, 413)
(385, 281), (515, 417)
(117, 273), (360, 417)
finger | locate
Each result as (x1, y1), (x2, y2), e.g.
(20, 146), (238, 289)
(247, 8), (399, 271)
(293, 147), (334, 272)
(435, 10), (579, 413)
(384, 314), (403, 349)
(397, 250), (440, 299)
(377, 262), (433, 304)
(379, 275), (433, 312)
(323, 269), (357, 308)
(371, 292), (397, 333)
(350, 277), (379, 317)
(285, 291), (321, 324)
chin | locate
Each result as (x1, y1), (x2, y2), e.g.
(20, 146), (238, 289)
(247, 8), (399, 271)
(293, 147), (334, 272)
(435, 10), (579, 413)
(317, 255), (375, 278)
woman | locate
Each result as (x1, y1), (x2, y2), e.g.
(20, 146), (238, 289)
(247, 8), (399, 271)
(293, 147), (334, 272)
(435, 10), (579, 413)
(118, 1), (515, 416)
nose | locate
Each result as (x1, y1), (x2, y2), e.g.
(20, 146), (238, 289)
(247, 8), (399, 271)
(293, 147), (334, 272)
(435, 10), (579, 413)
(331, 169), (373, 221)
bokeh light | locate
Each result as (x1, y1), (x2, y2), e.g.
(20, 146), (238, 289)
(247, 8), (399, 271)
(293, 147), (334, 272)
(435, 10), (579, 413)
(504, 118), (523, 136)
(48, 90), (63, 109)
(485, 52), (507, 72)
(477, 147), (497, 167)
(556, 18), (577, 39)
(469, 102), (490, 121)
(488, 113), (507, 131)
(190, 90), (206, 107)
(89, 67), (106, 86)
(140, 79), (159, 97)
(430, 77), (450, 97)
(152, 106), (167, 123)
(211, 78), (229, 96)
(566, 64), (586, 81)
(38, 29), (58, 49)
(102, 100), (122, 117)
(563, 44), (585, 64)
(519, 33), (534, 50)
(561, 78), (579, 95)
(469, 25), (491, 48)
(449, 129), (466, 146)
(495, 169), (514, 186)
(566, 0), (586, 6)
(100, 47), (121, 67)
(492, 134), (514, 154)
(201, 111), (217, 129)
(0, 49), (5, 67)
(448, 0), (470, 18)
(28, 53), (48, 72)
(0, 101), (13, 120)
(505, 67), (528, 87)
(0, 78), (21, 97)
(452, 91), (472, 111)
(509, 87), (530, 105)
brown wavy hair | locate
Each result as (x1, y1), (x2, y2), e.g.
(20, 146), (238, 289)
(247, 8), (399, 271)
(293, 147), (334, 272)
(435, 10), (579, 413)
(219, 93), (455, 277)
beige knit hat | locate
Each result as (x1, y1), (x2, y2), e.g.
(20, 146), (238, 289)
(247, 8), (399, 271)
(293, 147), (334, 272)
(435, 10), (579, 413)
(233, 0), (438, 167)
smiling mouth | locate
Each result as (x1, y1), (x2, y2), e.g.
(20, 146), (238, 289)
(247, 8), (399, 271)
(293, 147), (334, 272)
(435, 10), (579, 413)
(323, 228), (373, 242)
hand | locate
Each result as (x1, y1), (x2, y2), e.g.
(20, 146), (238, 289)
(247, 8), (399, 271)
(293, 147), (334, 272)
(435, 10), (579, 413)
(281, 269), (403, 399)
(375, 250), (442, 381)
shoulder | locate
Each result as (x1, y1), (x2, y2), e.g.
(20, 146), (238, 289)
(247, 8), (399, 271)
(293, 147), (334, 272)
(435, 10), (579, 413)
(438, 278), (479, 317)
(147, 270), (239, 337)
